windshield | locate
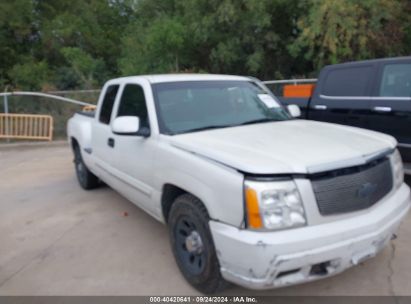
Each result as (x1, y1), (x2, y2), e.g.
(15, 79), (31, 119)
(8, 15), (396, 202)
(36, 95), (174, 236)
(152, 80), (291, 135)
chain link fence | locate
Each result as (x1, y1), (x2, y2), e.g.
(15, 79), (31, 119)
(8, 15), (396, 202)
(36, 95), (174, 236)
(0, 90), (99, 141)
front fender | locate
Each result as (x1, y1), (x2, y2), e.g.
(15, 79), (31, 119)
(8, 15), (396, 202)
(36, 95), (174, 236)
(154, 141), (245, 227)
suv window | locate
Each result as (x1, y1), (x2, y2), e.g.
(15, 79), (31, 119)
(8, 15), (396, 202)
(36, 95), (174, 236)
(99, 85), (119, 124)
(322, 66), (372, 96)
(117, 84), (149, 128)
(380, 63), (411, 97)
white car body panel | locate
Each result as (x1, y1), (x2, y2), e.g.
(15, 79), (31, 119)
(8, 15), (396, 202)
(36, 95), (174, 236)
(169, 119), (396, 174)
(66, 74), (410, 290)
(211, 183), (410, 289)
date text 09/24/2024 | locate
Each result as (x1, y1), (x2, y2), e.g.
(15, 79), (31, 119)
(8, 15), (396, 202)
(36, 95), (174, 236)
(149, 297), (257, 303)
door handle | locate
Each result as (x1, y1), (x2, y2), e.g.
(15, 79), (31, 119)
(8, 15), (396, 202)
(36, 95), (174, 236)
(373, 106), (392, 113)
(314, 105), (327, 110)
(108, 137), (115, 148)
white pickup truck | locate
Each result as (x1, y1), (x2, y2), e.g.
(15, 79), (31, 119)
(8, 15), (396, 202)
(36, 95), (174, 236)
(67, 74), (410, 293)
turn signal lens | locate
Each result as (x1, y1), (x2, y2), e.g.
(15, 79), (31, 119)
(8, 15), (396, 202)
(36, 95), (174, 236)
(392, 149), (404, 189)
(245, 187), (263, 229)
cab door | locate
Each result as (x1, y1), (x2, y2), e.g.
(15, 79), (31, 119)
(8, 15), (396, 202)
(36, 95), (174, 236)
(309, 64), (376, 129)
(108, 81), (157, 215)
(368, 60), (411, 162)
(90, 83), (121, 182)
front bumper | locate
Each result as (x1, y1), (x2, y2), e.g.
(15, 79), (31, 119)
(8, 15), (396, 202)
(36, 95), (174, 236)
(210, 183), (410, 290)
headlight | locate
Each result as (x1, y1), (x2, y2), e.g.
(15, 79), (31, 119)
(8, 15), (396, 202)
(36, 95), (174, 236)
(392, 149), (404, 189)
(244, 179), (306, 230)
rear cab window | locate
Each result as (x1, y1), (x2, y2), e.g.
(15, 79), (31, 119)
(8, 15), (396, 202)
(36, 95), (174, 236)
(321, 65), (373, 97)
(99, 85), (119, 124)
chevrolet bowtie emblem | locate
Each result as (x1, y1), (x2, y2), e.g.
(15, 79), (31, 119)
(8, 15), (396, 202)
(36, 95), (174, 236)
(357, 182), (378, 198)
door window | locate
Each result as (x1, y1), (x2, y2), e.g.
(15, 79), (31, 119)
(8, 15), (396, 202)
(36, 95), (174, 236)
(99, 85), (119, 124)
(379, 64), (411, 97)
(117, 84), (149, 128)
(322, 66), (373, 96)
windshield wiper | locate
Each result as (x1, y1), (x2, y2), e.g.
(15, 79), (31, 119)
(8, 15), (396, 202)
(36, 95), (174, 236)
(176, 119), (278, 135)
(178, 124), (235, 134)
(238, 118), (278, 126)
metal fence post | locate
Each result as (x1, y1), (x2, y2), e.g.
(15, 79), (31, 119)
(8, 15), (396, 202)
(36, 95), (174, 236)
(3, 90), (9, 142)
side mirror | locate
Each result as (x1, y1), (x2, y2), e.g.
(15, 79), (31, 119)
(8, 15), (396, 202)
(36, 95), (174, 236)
(287, 104), (301, 118)
(111, 116), (140, 135)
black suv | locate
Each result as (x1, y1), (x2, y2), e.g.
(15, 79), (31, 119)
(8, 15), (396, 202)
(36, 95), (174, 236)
(280, 56), (411, 172)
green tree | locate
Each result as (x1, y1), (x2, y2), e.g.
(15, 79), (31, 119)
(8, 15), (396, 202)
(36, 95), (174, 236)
(290, 0), (406, 72)
(119, 16), (187, 75)
(0, 0), (38, 87)
(1, 0), (410, 92)
(119, 0), (304, 79)
(9, 59), (49, 90)
(38, 0), (132, 81)
(61, 47), (106, 89)
(0, 0), (133, 90)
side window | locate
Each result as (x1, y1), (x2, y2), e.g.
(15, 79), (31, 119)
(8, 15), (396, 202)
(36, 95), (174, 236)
(117, 84), (149, 128)
(322, 66), (373, 96)
(99, 85), (119, 124)
(379, 64), (411, 97)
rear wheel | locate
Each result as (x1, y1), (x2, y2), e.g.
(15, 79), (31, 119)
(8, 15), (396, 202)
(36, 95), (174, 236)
(168, 194), (228, 294)
(73, 144), (99, 190)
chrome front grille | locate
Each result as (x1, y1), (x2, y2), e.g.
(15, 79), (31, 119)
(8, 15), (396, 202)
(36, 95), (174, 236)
(311, 157), (393, 215)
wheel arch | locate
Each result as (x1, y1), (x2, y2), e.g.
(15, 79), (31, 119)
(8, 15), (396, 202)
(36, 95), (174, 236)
(71, 136), (80, 151)
(161, 183), (210, 223)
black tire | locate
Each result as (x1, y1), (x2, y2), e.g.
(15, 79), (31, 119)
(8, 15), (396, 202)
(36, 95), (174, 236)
(168, 193), (229, 294)
(73, 144), (99, 190)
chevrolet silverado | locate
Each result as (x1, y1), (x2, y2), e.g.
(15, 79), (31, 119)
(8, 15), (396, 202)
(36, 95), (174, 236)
(67, 74), (410, 293)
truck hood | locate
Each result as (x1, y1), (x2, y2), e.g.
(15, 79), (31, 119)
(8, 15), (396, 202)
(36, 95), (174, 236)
(167, 120), (396, 174)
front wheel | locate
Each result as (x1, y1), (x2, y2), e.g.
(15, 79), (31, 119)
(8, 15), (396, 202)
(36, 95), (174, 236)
(73, 144), (99, 190)
(168, 194), (228, 294)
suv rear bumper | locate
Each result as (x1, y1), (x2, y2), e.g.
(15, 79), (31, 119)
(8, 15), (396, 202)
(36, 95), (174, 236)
(209, 183), (410, 290)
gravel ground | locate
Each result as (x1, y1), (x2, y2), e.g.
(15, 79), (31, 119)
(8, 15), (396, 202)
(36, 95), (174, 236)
(0, 144), (410, 296)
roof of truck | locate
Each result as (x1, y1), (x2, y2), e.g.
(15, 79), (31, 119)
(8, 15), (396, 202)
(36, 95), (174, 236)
(324, 56), (411, 69)
(109, 74), (251, 84)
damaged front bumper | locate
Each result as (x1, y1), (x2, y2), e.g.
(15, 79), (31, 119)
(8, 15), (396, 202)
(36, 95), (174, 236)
(210, 183), (410, 290)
